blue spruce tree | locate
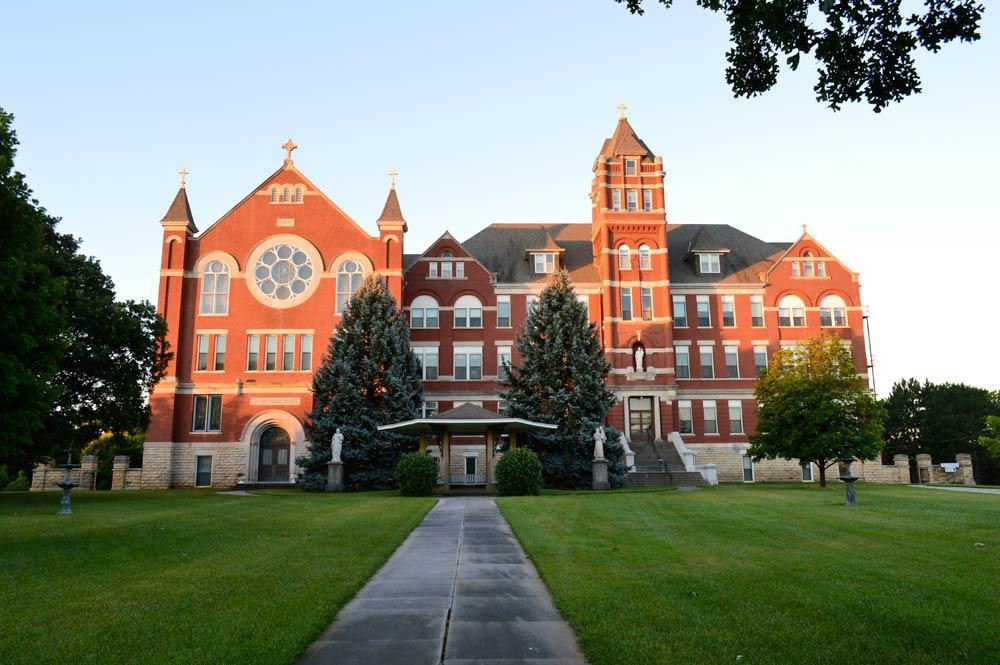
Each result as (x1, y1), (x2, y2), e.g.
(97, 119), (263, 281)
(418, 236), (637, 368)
(501, 270), (626, 488)
(297, 276), (423, 490)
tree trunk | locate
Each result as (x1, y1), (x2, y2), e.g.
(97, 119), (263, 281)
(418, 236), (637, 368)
(818, 459), (827, 487)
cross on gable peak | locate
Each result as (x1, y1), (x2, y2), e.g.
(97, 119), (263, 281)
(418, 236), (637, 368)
(282, 139), (297, 163)
(617, 103), (627, 119)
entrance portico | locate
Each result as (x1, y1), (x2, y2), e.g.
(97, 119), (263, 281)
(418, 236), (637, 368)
(378, 403), (556, 492)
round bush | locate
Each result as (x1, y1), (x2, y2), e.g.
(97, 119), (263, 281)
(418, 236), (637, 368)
(5, 471), (29, 492)
(395, 452), (439, 496)
(495, 448), (542, 496)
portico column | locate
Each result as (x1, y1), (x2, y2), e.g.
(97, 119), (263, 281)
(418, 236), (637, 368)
(510, 431), (518, 450)
(418, 432), (427, 454)
(485, 429), (495, 487)
(442, 431), (451, 490)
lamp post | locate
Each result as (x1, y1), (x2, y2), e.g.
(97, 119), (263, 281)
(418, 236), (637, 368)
(839, 443), (858, 507)
(56, 447), (80, 516)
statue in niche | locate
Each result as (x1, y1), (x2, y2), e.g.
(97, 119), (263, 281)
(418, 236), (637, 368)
(330, 428), (344, 464)
(634, 345), (645, 372)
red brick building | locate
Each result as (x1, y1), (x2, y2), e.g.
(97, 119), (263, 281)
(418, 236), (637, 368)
(144, 114), (868, 488)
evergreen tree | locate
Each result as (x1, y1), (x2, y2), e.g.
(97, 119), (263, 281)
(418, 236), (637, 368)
(501, 270), (626, 488)
(299, 276), (423, 490)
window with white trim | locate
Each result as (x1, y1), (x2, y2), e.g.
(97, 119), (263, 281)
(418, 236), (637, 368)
(642, 189), (652, 212)
(195, 335), (209, 371)
(728, 400), (744, 434)
(533, 253), (555, 273)
(678, 400), (693, 434)
(620, 288), (633, 321)
(192, 395), (222, 432)
(335, 260), (364, 313)
(699, 345), (714, 379)
(675, 346), (690, 379)
(625, 159), (637, 176)
(754, 345), (768, 376)
(412, 347), (439, 380)
(453, 347), (482, 380)
(626, 189), (638, 211)
(703, 400), (718, 434)
(428, 261), (438, 278)
(777, 295), (806, 327)
(750, 295), (765, 327)
(721, 295), (736, 327)
(498, 346), (511, 380)
(265, 335), (277, 371)
(673, 295), (687, 327)
(453, 295), (482, 328)
(817, 261), (826, 277)
(410, 295), (440, 328)
(698, 253), (721, 274)
(282, 335), (294, 371)
(618, 245), (631, 270)
(638, 244), (651, 270)
(724, 345), (740, 378)
(791, 261), (800, 277)
(696, 295), (711, 327)
(299, 335), (312, 370)
(422, 401), (438, 417)
(199, 260), (230, 315)
(640, 287), (653, 321)
(742, 455), (755, 482)
(819, 295), (848, 327)
(441, 261), (453, 279)
(496, 296), (511, 328)
(213, 335), (226, 371)
(247, 335), (260, 371)
(612, 189), (621, 211)
(455, 261), (465, 278)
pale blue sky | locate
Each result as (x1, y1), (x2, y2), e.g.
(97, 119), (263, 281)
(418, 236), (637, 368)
(2, 1), (997, 393)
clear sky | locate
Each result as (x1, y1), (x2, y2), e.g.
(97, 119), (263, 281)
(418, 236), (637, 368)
(2, 1), (997, 394)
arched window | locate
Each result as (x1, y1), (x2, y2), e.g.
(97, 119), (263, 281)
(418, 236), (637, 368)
(618, 245), (631, 270)
(294, 187), (303, 203)
(441, 251), (453, 258)
(410, 295), (440, 328)
(335, 260), (365, 313)
(270, 187), (278, 203)
(638, 244), (652, 270)
(282, 187), (290, 203)
(777, 295), (806, 327)
(199, 260), (230, 315)
(819, 295), (848, 327)
(453, 295), (483, 328)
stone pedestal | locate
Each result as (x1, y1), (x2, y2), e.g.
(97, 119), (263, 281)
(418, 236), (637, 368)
(592, 458), (609, 491)
(326, 461), (344, 492)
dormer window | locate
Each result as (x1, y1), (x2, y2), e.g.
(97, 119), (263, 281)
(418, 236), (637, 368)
(625, 159), (637, 176)
(533, 253), (555, 274)
(699, 253), (721, 274)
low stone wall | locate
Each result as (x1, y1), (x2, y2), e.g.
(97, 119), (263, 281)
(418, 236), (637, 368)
(111, 456), (143, 490)
(140, 442), (250, 489)
(30, 456), (98, 491)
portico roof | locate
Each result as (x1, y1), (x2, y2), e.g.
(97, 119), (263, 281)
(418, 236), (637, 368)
(377, 403), (557, 436)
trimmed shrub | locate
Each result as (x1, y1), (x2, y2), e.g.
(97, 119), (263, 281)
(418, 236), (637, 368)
(495, 448), (543, 496)
(394, 452), (439, 496)
(5, 471), (29, 492)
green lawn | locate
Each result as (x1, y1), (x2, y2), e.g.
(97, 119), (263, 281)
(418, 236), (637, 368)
(0, 490), (434, 665)
(497, 484), (1000, 665)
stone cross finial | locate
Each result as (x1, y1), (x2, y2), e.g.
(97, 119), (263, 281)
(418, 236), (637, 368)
(388, 169), (398, 189)
(801, 223), (808, 234)
(617, 103), (627, 119)
(178, 168), (189, 188)
(282, 139), (297, 162)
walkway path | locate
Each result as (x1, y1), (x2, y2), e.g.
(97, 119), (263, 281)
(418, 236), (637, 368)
(299, 496), (588, 665)
(910, 484), (1000, 495)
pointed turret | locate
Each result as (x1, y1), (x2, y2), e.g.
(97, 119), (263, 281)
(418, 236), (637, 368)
(377, 186), (407, 229)
(160, 186), (197, 233)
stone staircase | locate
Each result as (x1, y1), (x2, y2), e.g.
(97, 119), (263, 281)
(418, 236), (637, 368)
(630, 440), (706, 488)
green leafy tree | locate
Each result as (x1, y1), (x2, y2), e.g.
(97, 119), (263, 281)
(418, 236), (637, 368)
(920, 382), (998, 484)
(0, 108), (66, 467)
(882, 377), (926, 476)
(299, 276), (423, 490)
(980, 415), (1000, 459)
(501, 270), (626, 489)
(749, 334), (885, 486)
(82, 431), (145, 490)
(617, 0), (984, 111)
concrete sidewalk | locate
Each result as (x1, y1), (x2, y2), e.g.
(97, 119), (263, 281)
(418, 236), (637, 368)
(299, 496), (587, 665)
(910, 484), (1000, 495)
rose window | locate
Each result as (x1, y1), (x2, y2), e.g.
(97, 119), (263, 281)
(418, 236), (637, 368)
(253, 244), (314, 301)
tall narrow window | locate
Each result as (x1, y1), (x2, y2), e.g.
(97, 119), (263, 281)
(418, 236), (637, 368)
(195, 335), (209, 371)
(696, 295), (711, 327)
(638, 244), (652, 270)
(699, 345), (714, 378)
(626, 189), (638, 211)
(265, 335), (277, 371)
(442, 261), (453, 278)
(777, 295), (806, 327)
(754, 345), (768, 376)
(269, 187), (278, 203)
(791, 261), (800, 277)
(729, 400), (744, 434)
(640, 287), (653, 321)
(299, 334), (312, 371)
(455, 261), (465, 278)
(496, 296), (511, 327)
(618, 245), (631, 270)
(673, 295), (687, 327)
(724, 346), (740, 378)
(192, 395), (222, 432)
(213, 335), (226, 371)
(750, 295), (764, 327)
(282, 335), (294, 370)
(428, 262), (438, 278)
(703, 401), (718, 435)
(817, 261), (827, 277)
(801, 462), (813, 481)
(625, 159), (637, 176)
(642, 189), (652, 212)
(675, 346), (690, 379)
(612, 189), (621, 211)
(803, 261), (814, 277)
(498, 346), (511, 380)
(336, 260), (364, 313)
(282, 187), (290, 202)
(742, 455), (755, 482)
(294, 187), (303, 203)
(620, 288), (633, 321)
(199, 261), (230, 315)
(678, 400), (693, 434)
(721, 295), (736, 327)
(195, 455), (213, 487)
(247, 335), (260, 371)
(413, 347), (439, 380)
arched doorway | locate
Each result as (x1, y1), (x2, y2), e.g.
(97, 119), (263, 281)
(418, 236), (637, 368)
(258, 425), (291, 482)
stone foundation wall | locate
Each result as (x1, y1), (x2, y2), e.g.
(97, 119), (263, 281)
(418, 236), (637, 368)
(30, 456), (98, 491)
(140, 442), (250, 489)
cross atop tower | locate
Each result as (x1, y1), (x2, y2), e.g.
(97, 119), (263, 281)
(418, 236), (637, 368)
(388, 169), (398, 189)
(617, 103), (627, 119)
(282, 139), (297, 163)
(178, 168), (189, 188)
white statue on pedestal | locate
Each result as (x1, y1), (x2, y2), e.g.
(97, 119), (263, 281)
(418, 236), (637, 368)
(593, 426), (606, 461)
(619, 433), (635, 472)
(634, 345), (645, 372)
(330, 428), (344, 464)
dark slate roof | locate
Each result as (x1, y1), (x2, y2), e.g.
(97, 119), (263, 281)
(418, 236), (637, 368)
(160, 187), (196, 228)
(431, 402), (502, 420)
(462, 223), (600, 284)
(377, 187), (406, 225)
(403, 253), (420, 271)
(597, 118), (655, 161)
(686, 226), (730, 255)
(667, 224), (789, 284)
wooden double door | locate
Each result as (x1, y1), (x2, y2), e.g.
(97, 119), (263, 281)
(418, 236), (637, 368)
(629, 397), (654, 444)
(258, 426), (291, 482)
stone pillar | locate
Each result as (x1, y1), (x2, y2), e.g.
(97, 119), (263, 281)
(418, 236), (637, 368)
(80, 455), (98, 490)
(418, 433), (427, 454)
(956, 453), (975, 485)
(442, 432), (451, 490)
(30, 463), (49, 492)
(325, 461), (344, 492)
(111, 455), (130, 490)
(915, 454), (933, 484)
(592, 458), (609, 490)
(485, 430), (495, 487)
(509, 431), (518, 450)
(892, 454), (910, 484)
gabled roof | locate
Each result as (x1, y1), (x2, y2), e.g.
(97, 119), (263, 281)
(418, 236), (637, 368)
(527, 231), (564, 253)
(462, 223), (600, 284)
(376, 402), (558, 435)
(667, 224), (789, 284)
(160, 187), (196, 231)
(433, 402), (503, 420)
(598, 117), (655, 160)
(376, 186), (407, 231)
(685, 226), (730, 256)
